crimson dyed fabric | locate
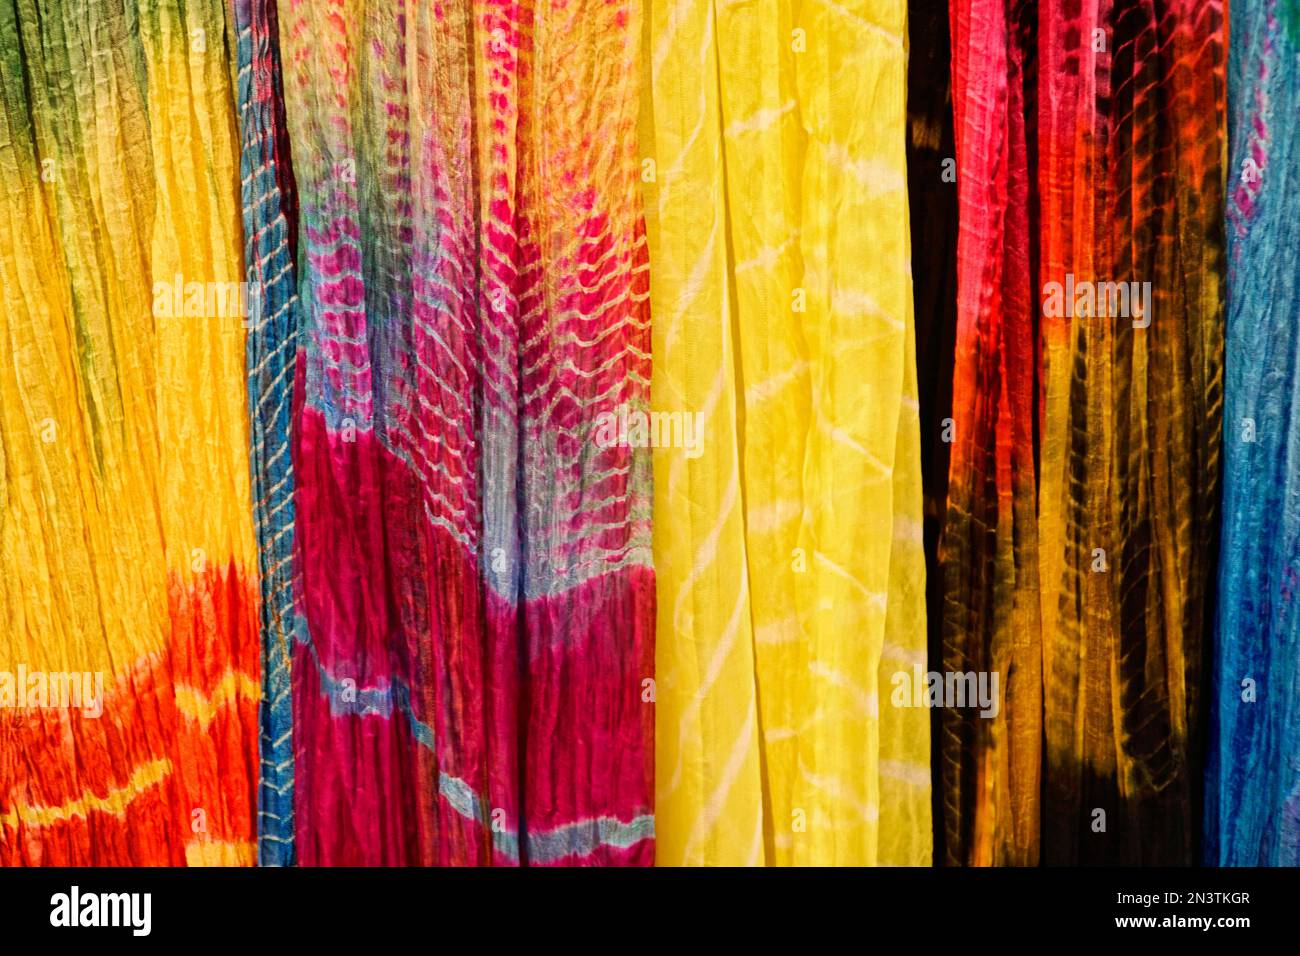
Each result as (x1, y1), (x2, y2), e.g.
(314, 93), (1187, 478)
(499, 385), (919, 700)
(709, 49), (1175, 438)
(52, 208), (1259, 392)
(269, 0), (655, 866)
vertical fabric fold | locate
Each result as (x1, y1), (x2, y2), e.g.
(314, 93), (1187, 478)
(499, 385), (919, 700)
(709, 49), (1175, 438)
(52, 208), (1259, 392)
(941, 0), (1042, 867)
(233, 0), (300, 866)
(905, 0), (958, 866)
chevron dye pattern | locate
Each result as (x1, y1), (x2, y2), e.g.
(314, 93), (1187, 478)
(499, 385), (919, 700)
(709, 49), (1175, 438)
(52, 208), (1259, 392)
(643, 0), (931, 866)
(276, 0), (654, 866)
(1037, 0), (1224, 866)
(0, 0), (259, 865)
(1207, 0), (1300, 868)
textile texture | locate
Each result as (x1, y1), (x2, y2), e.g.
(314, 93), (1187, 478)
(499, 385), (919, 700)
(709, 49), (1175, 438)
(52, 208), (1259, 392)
(278, 0), (655, 866)
(0, 0), (259, 866)
(643, 0), (931, 866)
(1207, 0), (1300, 868)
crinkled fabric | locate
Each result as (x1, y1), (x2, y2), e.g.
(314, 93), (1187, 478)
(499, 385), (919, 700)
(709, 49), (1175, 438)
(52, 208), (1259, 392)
(643, 0), (931, 866)
(0, 0), (259, 866)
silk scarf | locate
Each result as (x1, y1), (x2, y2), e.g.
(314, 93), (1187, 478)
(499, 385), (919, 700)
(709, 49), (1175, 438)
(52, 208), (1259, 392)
(644, 0), (931, 866)
(938, 0), (1224, 865)
(275, 0), (655, 866)
(1207, 0), (1300, 868)
(0, 0), (259, 865)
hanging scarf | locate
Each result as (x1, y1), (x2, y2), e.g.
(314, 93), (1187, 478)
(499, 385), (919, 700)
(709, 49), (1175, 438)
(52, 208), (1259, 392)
(276, 0), (655, 865)
(644, 0), (931, 866)
(936, 0), (1225, 864)
(1207, 0), (1300, 868)
(0, 0), (259, 865)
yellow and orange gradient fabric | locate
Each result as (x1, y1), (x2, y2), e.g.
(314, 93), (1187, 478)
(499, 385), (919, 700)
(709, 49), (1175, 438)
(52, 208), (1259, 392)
(0, 0), (258, 865)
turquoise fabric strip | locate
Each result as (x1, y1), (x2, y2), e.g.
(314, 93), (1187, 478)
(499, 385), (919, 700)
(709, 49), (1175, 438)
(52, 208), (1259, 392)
(1208, 0), (1300, 867)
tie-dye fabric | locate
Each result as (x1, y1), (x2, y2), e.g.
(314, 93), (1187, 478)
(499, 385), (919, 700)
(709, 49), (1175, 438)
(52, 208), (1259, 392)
(1207, 0), (1300, 868)
(934, 0), (1225, 865)
(275, 0), (654, 866)
(643, 0), (931, 866)
(0, 0), (259, 865)
(941, 0), (1042, 867)
(0, 0), (1288, 873)
(1036, 0), (1224, 865)
(234, 0), (300, 866)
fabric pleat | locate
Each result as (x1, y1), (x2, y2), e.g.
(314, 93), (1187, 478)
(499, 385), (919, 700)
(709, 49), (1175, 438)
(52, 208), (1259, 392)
(233, 0), (300, 866)
(941, 0), (1042, 867)
(644, 0), (931, 866)
(277, 0), (654, 866)
(0, 0), (259, 865)
(1207, 0), (1300, 868)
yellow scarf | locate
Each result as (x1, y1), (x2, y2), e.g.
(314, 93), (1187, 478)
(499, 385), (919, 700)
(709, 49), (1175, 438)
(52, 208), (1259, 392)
(643, 0), (930, 866)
